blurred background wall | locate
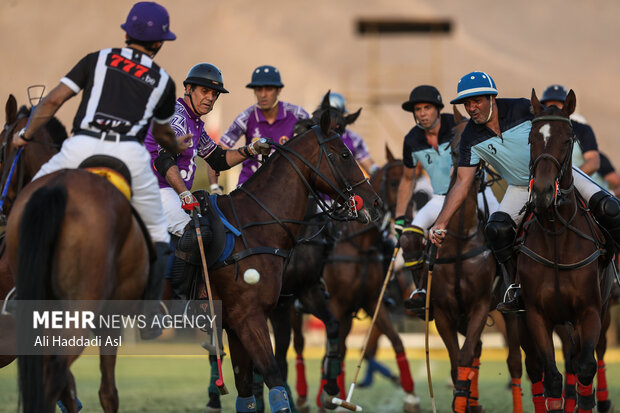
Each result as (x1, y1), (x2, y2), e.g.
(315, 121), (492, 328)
(1, 0), (618, 189)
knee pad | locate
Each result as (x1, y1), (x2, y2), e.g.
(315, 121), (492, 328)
(590, 191), (620, 242)
(401, 226), (425, 269)
(177, 216), (213, 254)
(484, 212), (516, 263)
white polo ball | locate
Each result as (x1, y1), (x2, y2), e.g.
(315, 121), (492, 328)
(243, 268), (260, 285)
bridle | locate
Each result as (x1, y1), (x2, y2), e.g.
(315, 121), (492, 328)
(528, 114), (576, 207)
(262, 124), (370, 221)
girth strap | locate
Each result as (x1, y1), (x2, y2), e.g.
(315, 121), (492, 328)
(519, 244), (602, 270)
(434, 245), (488, 264)
(211, 246), (289, 270)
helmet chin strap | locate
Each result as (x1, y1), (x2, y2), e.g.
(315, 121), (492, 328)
(185, 90), (206, 117)
(484, 97), (494, 123)
(414, 108), (440, 131)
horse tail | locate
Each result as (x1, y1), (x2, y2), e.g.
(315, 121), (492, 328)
(16, 184), (68, 413)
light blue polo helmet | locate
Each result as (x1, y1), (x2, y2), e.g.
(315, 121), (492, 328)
(450, 71), (498, 104)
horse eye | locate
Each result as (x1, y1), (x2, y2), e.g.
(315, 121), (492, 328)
(341, 152), (350, 159)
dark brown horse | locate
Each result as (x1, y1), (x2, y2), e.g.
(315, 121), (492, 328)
(305, 146), (420, 413)
(0, 95), (67, 370)
(7, 169), (150, 413)
(517, 89), (611, 413)
(400, 108), (523, 413)
(194, 109), (382, 413)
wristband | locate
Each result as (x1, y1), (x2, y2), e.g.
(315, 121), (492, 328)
(210, 183), (221, 191)
(19, 128), (34, 142)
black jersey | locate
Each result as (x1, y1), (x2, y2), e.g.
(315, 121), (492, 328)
(61, 47), (176, 141)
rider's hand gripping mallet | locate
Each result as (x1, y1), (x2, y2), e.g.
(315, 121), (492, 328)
(330, 244), (401, 412)
(193, 207), (228, 395)
(426, 240), (440, 413)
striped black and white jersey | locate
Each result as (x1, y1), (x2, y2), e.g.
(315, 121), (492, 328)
(61, 47), (176, 141)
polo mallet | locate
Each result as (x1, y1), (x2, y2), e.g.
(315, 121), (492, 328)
(425, 239), (440, 413)
(331, 244), (401, 412)
(192, 207), (228, 395)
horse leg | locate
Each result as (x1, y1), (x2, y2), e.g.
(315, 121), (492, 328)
(234, 315), (291, 413)
(227, 328), (259, 413)
(291, 308), (309, 413)
(519, 314), (546, 413)
(299, 284), (341, 409)
(457, 302), (489, 413)
(98, 353), (119, 413)
(317, 314), (351, 411)
(526, 310), (564, 412)
(596, 304), (613, 413)
(371, 303), (419, 413)
(451, 303), (487, 413)
(576, 307), (601, 413)
(270, 306), (299, 413)
(556, 327), (577, 413)
(503, 314), (523, 413)
(433, 309), (460, 408)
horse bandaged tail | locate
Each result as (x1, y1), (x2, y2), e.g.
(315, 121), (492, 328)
(84, 167), (132, 200)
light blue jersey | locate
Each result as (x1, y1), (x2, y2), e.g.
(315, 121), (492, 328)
(459, 98), (534, 186)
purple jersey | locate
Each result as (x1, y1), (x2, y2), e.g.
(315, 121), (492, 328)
(220, 101), (309, 185)
(341, 129), (370, 163)
(144, 98), (218, 189)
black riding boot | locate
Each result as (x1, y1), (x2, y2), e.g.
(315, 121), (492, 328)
(589, 190), (620, 245)
(140, 241), (172, 340)
(400, 226), (430, 319)
(485, 212), (525, 314)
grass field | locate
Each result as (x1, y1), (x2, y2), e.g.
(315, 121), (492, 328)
(1, 347), (619, 413)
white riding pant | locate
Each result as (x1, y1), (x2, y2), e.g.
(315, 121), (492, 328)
(160, 187), (191, 237)
(411, 186), (499, 231)
(497, 171), (600, 226)
(32, 134), (170, 243)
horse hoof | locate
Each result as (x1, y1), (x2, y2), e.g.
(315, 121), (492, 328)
(320, 389), (338, 410)
(403, 393), (421, 413)
(296, 396), (310, 413)
(204, 407), (221, 413)
(598, 400), (614, 413)
(468, 406), (486, 413)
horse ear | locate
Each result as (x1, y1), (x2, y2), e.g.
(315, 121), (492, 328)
(5, 94), (17, 125)
(319, 106), (331, 136)
(564, 90), (576, 117)
(531, 88), (544, 115)
(385, 144), (395, 162)
(344, 108), (362, 126)
(321, 90), (331, 110)
(453, 105), (464, 123)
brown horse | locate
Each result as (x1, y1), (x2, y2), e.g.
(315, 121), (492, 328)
(400, 107), (523, 413)
(305, 146), (420, 413)
(192, 109), (382, 413)
(7, 169), (150, 413)
(517, 89), (612, 413)
(0, 95), (67, 370)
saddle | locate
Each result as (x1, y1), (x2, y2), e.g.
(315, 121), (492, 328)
(78, 155), (132, 200)
(78, 155), (154, 262)
(176, 190), (240, 269)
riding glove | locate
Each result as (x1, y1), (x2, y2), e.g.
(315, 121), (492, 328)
(394, 215), (406, 240)
(248, 139), (271, 156)
(179, 190), (199, 211)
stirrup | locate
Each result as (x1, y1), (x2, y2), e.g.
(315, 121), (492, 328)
(502, 284), (521, 303)
(408, 288), (426, 299)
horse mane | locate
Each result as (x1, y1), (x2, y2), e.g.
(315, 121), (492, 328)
(17, 105), (68, 146)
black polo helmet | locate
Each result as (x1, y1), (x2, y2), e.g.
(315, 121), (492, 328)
(183, 63), (229, 94)
(540, 84), (568, 104)
(402, 85), (444, 112)
(246, 65), (284, 88)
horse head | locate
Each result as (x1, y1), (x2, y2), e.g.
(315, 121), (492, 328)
(313, 90), (362, 135)
(0, 95), (67, 221)
(449, 105), (469, 167)
(370, 145), (403, 217)
(528, 88), (576, 213)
